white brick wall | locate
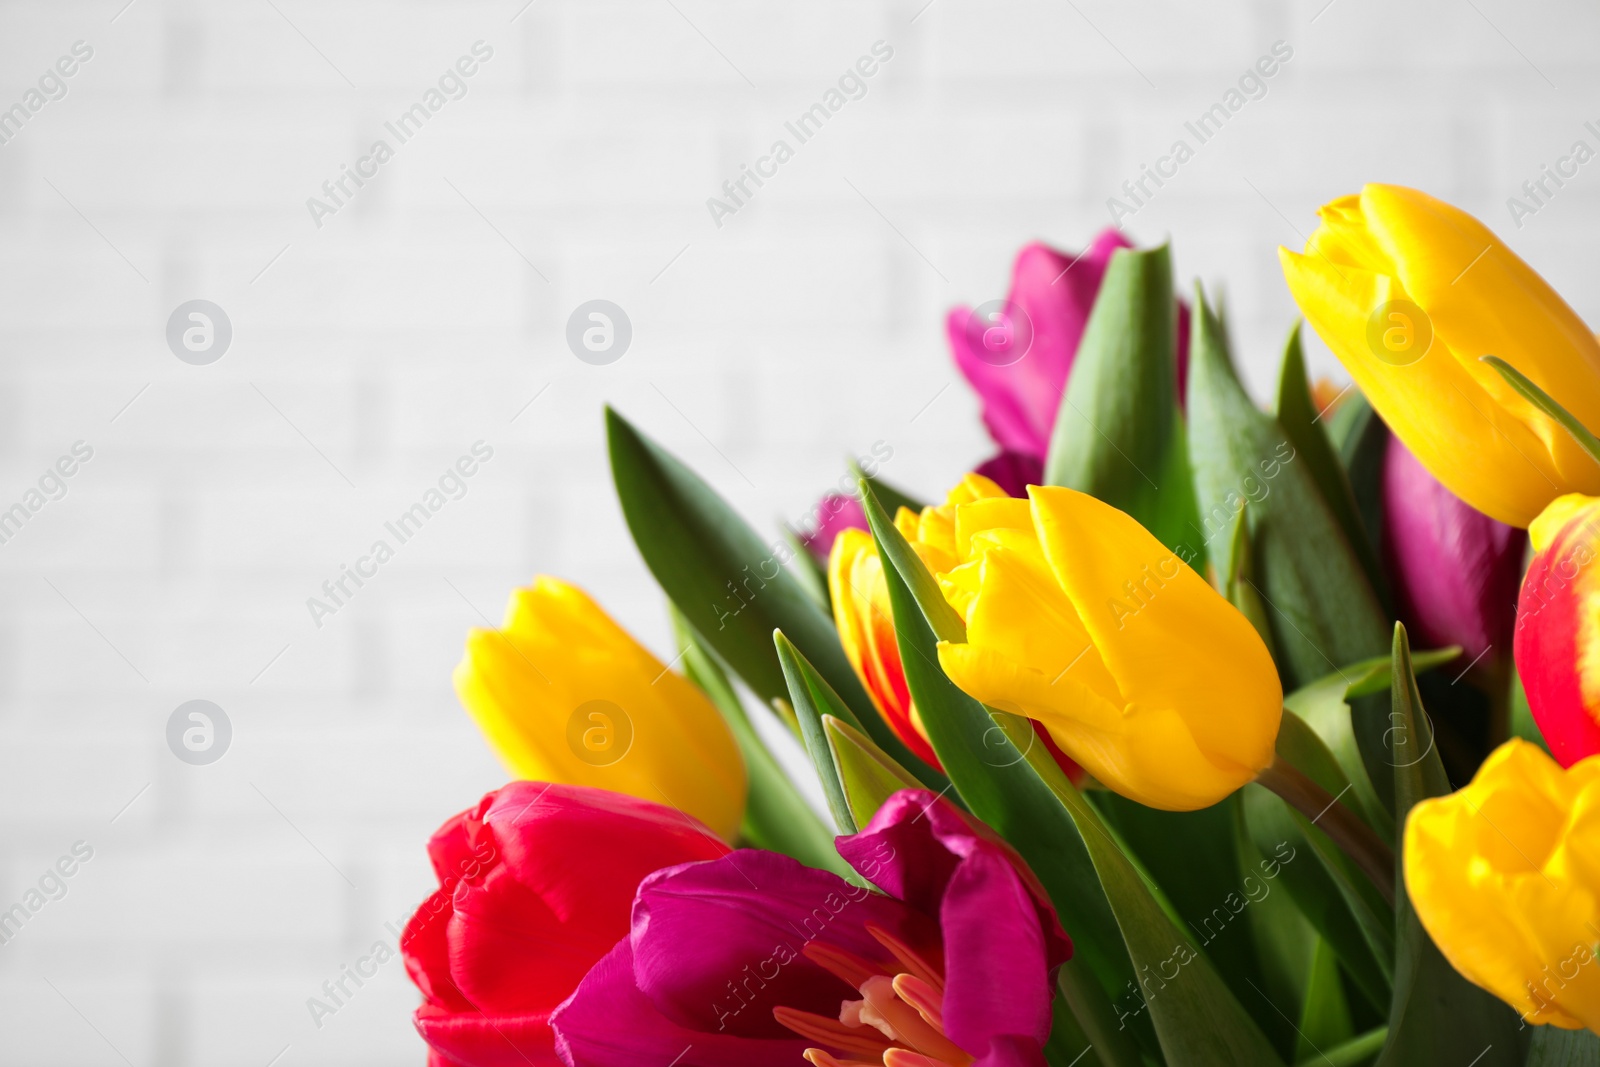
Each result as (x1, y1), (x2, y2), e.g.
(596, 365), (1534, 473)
(0, 0), (1595, 1061)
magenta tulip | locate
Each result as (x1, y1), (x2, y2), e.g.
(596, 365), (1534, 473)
(551, 789), (1071, 1067)
(1383, 435), (1525, 678)
(948, 231), (1191, 474)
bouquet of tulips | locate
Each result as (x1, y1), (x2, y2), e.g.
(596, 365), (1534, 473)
(398, 186), (1600, 1067)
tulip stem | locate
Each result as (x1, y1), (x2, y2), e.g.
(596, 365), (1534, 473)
(1257, 756), (1396, 906)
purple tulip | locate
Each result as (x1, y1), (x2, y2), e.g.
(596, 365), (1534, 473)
(551, 790), (1071, 1067)
(1383, 434), (1526, 676)
(948, 231), (1191, 476)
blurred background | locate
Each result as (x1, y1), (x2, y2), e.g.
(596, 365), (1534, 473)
(0, 0), (1595, 1061)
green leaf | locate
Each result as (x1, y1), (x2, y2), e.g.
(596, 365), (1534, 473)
(1095, 792), (1299, 1053)
(1241, 711), (1395, 1019)
(1482, 355), (1600, 466)
(1275, 323), (1388, 608)
(1373, 624), (1522, 1067)
(1224, 505), (1280, 659)
(1286, 648), (1461, 843)
(1004, 712), (1287, 1067)
(780, 524), (830, 612)
(774, 631), (868, 834)
(1295, 1026), (1388, 1067)
(849, 457), (925, 516)
(857, 481), (1149, 1066)
(1186, 289), (1391, 692)
(1296, 937), (1355, 1063)
(1238, 814), (1321, 1062)
(1527, 1027), (1600, 1066)
(1328, 391), (1388, 570)
(673, 611), (850, 877)
(822, 715), (923, 830)
(605, 407), (940, 782)
(1044, 244), (1201, 565)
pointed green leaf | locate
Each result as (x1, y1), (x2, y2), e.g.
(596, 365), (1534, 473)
(1294, 1027), (1388, 1067)
(1286, 648), (1461, 842)
(849, 457), (925, 516)
(605, 407), (938, 780)
(823, 715), (923, 829)
(1186, 289), (1390, 692)
(1100, 793), (1299, 1049)
(781, 524), (830, 612)
(674, 611), (848, 876)
(1241, 711), (1395, 1017)
(1373, 624), (1521, 1067)
(1045, 244), (1201, 564)
(1224, 505), (1280, 659)
(1328, 391), (1388, 568)
(1482, 355), (1600, 466)
(775, 631), (867, 834)
(1275, 323), (1388, 607)
(1295, 938), (1355, 1062)
(1237, 806), (1320, 1059)
(1003, 709), (1287, 1067)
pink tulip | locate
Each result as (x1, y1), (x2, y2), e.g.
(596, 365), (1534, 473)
(947, 231), (1191, 472)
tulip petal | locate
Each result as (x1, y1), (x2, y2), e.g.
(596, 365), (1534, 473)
(454, 579), (746, 841)
(1516, 499), (1600, 767)
(1405, 741), (1600, 1031)
(949, 235), (1131, 460)
(553, 938), (806, 1067)
(1383, 435), (1524, 669)
(1281, 185), (1600, 527)
(936, 640), (1240, 810)
(837, 791), (1070, 1055)
(626, 850), (936, 1039)
(831, 529), (939, 768)
(1026, 486), (1281, 782)
(416, 1002), (561, 1067)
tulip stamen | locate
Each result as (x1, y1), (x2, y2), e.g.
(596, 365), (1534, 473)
(859, 975), (972, 1065)
(803, 940), (893, 989)
(890, 973), (944, 1031)
(864, 924), (946, 993)
(774, 1006), (896, 1057)
(803, 1051), (884, 1067)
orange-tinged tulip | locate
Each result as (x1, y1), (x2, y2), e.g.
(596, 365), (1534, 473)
(934, 486), (1282, 811)
(829, 474), (1011, 770)
(453, 576), (746, 841)
(1405, 739), (1600, 1030)
(1279, 183), (1600, 527)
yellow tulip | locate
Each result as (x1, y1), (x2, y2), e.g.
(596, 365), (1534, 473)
(933, 486), (1282, 810)
(1279, 183), (1600, 528)
(1405, 739), (1600, 1031)
(453, 576), (746, 840)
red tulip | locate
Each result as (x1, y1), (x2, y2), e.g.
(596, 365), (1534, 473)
(1514, 494), (1600, 766)
(401, 782), (730, 1066)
